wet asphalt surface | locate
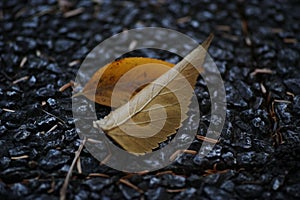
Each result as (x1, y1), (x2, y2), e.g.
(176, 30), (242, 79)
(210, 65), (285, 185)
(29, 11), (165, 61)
(0, 0), (300, 199)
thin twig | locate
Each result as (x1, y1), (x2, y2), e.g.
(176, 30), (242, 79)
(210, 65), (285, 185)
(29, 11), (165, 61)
(271, 28), (283, 33)
(63, 7), (84, 18)
(204, 168), (229, 176)
(135, 170), (149, 175)
(166, 188), (186, 193)
(100, 153), (111, 166)
(59, 81), (75, 92)
(12, 76), (29, 84)
(76, 157), (82, 174)
(204, 163), (229, 176)
(20, 57), (27, 67)
(283, 38), (297, 44)
(58, 0), (73, 12)
(216, 25), (231, 32)
(68, 60), (80, 67)
(119, 178), (144, 193)
(42, 109), (66, 124)
(87, 138), (112, 166)
(196, 135), (218, 143)
(86, 138), (104, 143)
(2, 108), (15, 112)
(11, 155), (29, 160)
(41, 101), (46, 106)
(260, 83), (267, 94)
(88, 173), (110, 178)
(250, 68), (274, 76)
(0, 70), (12, 81)
(60, 137), (87, 200)
(169, 149), (197, 161)
(46, 124), (58, 134)
(176, 16), (191, 24)
(47, 177), (56, 193)
(274, 99), (291, 104)
(85, 138), (112, 165)
(155, 170), (174, 176)
(286, 91), (295, 97)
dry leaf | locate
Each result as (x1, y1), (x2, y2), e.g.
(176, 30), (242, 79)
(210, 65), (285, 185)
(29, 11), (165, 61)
(78, 57), (174, 107)
(94, 34), (214, 154)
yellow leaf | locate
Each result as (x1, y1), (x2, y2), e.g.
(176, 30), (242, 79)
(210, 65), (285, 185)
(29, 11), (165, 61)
(79, 57), (174, 107)
(94, 34), (214, 155)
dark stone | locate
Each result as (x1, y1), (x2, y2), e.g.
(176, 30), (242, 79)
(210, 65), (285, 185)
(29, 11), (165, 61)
(15, 36), (37, 51)
(204, 186), (232, 200)
(233, 132), (252, 149)
(0, 167), (29, 183)
(54, 39), (75, 53)
(37, 116), (57, 130)
(14, 129), (31, 141)
(80, 157), (100, 174)
(6, 90), (20, 101)
(293, 95), (300, 113)
(74, 190), (89, 200)
(145, 187), (168, 200)
(24, 103), (41, 116)
(40, 149), (70, 170)
(0, 126), (7, 137)
(67, 32), (82, 41)
(0, 182), (10, 200)
(36, 86), (56, 98)
(234, 80), (254, 101)
(8, 146), (31, 157)
(206, 145), (222, 158)
(0, 157), (11, 170)
(203, 174), (220, 185)
(253, 97), (264, 110)
(220, 180), (235, 192)
(149, 177), (161, 188)
(237, 151), (256, 166)
(193, 156), (209, 168)
(73, 46), (90, 59)
(284, 79), (300, 94)
(271, 175), (285, 190)
(285, 183), (300, 198)
(11, 183), (30, 197)
(2, 111), (26, 123)
(46, 98), (57, 109)
(24, 194), (56, 200)
(251, 117), (262, 128)
(119, 184), (140, 200)
(22, 17), (39, 28)
(187, 174), (202, 187)
(28, 76), (37, 86)
(46, 63), (62, 74)
(221, 152), (235, 166)
(255, 152), (269, 165)
(84, 178), (111, 191)
(161, 174), (186, 188)
(275, 102), (292, 124)
(236, 184), (263, 198)
(64, 129), (78, 142)
(174, 187), (197, 200)
(225, 83), (248, 107)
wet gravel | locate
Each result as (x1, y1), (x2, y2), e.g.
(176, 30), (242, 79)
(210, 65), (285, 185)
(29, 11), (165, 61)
(1, 0), (300, 199)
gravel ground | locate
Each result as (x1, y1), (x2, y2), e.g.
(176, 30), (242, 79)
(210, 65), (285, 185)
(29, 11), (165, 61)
(0, 0), (300, 199)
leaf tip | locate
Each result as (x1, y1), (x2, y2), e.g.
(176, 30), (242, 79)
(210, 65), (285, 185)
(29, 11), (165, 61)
(201, 33), (214, 50)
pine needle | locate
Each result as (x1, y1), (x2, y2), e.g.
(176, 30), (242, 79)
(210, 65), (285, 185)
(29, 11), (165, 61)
(60, 137), (87, 200)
